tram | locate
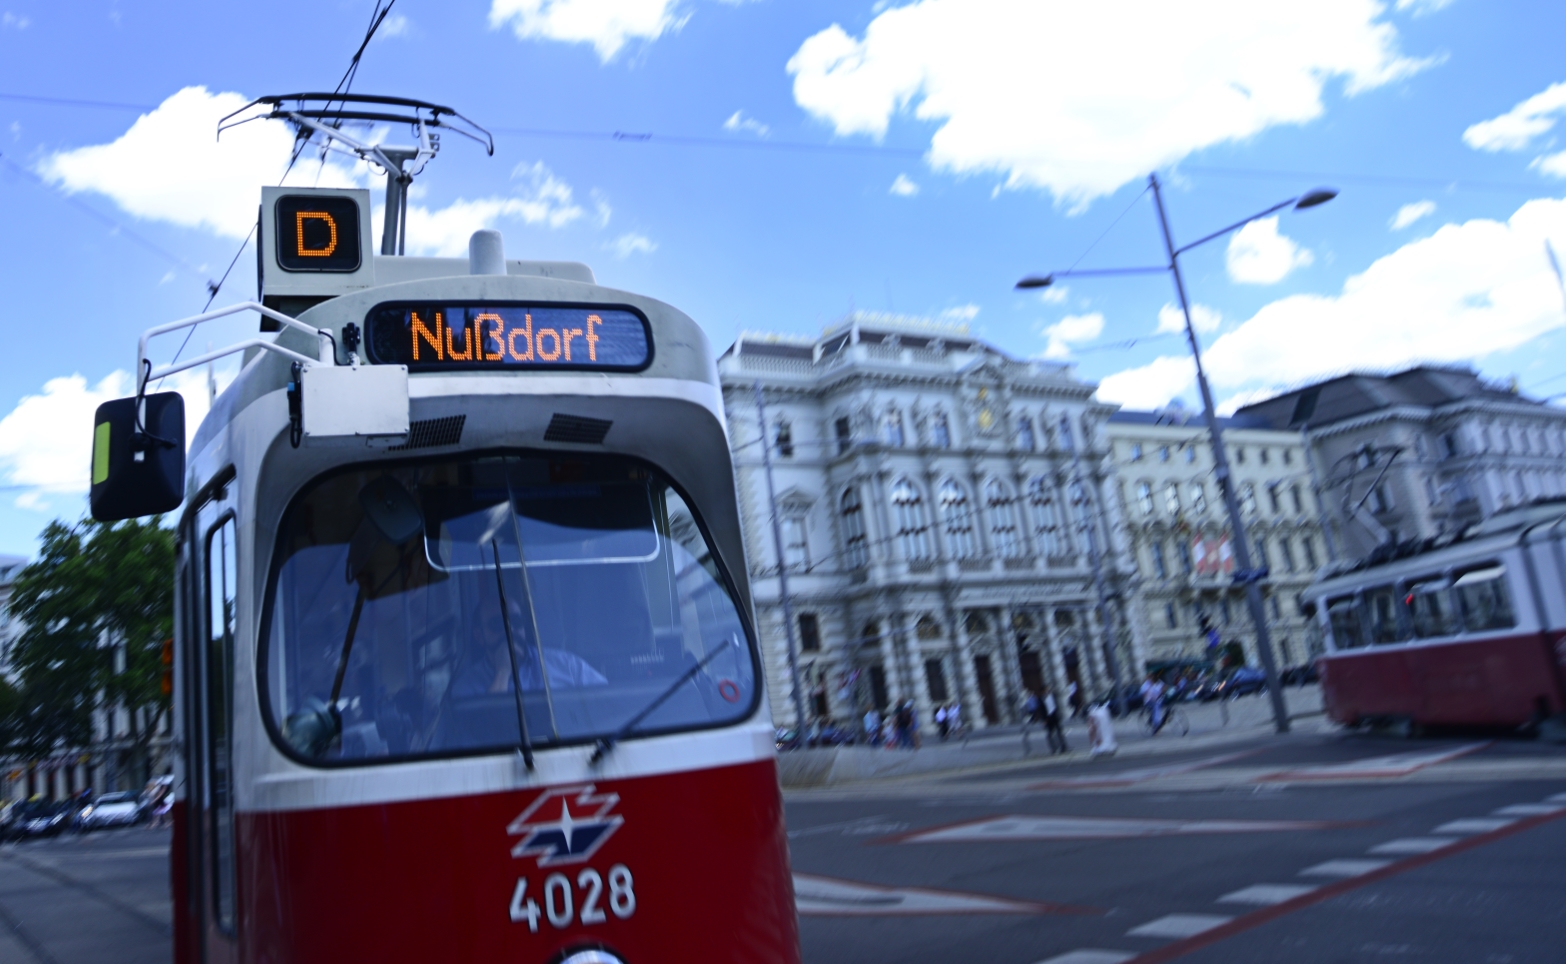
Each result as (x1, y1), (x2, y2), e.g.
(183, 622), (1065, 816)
(1303, 500), (1566, 731)
(89, 95), (798, 964)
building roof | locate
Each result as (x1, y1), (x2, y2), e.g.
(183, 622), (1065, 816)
(1106, 407), (1271, 431)
(1234, 364), (1536, 430)
(721, 311), (1010, 365)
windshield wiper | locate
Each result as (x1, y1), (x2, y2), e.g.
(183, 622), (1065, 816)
(491, 539), (535, 771)
(590, 635), (738, 765)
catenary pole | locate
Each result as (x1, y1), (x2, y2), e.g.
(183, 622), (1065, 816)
(753, 382), (811, 731)
(1148, 173), (1291, 734)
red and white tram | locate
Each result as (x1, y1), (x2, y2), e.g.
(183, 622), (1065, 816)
(1304, 501), (1566, 731)
(89, 95), (798, 964)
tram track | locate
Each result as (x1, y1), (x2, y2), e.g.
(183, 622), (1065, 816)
(0, 894), (60, 964)
(0, 846), (172, 937)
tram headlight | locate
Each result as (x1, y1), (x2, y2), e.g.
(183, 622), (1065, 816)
(553, 950), (627, 964)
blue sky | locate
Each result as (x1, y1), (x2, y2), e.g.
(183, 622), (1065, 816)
(2, 0), (1566, 557)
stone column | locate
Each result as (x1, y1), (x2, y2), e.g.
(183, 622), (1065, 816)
(995, 605), (1028, 723)
(947, 605), (986, 727)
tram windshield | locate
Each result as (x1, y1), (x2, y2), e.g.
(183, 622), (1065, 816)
(263, 453), (757, 764)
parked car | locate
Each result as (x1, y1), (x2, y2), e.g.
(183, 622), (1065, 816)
(75, 791), (145, 832)
(1216, 667), (1269, 700)
(9, 800), (75, 839)
(1280, 663), (1321, 686)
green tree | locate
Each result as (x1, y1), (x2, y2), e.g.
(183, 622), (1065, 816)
(5, 517), (174, 782)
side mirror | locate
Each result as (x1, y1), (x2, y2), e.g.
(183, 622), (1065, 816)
(90, 392), (186, 522)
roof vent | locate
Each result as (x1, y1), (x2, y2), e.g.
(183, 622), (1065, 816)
(544, 413), (612, 444)
(389, 415), (466, 451)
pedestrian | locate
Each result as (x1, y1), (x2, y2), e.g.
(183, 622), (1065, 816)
(947, 701), (962, 740)
(1087, 701), (1118, 756)
(1043, 688), (1069, 754)
(1066, 679), (1081, 718)
(1024, 690), (1042, 724)
(935, 704), (950, 741)
(1140, 675), (1167, 733)
(864, 706), (882, 746)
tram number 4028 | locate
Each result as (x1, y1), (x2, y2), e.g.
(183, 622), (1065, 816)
(510, 865), (636, 932)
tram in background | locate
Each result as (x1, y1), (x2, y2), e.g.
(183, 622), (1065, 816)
(89, 95), (798, 964)
(1304, 500), (1566, 731)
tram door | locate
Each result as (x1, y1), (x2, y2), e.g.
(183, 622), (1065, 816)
(181, 491), (240, 964)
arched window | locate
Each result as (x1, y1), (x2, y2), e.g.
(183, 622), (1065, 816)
(774, 419), (794, 458)
(1190, 482), (1208, 514)
(1239, 482), (1258, 516)
(985, 478), (1021, 558)
(1164, 481), (1181, 516)
(891, 479), (931, 560)
(840, 488), (868, 570)
(938, 479), (976, 558)
(932, 411), (952, 449)
(1017, 416), (1036, 451)
(1028, 476), (1063, 558)
(885, 409), (905, 448)
(1137, 482), (1155, 515)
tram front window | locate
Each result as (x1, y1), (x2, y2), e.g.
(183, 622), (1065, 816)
(263, 454), (757, 764)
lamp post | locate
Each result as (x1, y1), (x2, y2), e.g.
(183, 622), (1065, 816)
(1017, 172), (1336, 734)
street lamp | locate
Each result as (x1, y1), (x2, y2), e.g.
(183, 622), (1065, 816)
(1017, 173), (1336, 734)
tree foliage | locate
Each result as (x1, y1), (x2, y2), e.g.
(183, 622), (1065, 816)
(2, 516), (174, 763)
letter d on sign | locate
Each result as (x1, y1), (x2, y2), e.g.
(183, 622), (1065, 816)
(295, 212), (339, 257)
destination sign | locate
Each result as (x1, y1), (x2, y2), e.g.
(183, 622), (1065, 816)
(275, 194), (362, 272)
(366, 304), (651, 371)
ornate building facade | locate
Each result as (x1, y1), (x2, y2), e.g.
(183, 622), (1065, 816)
(718, 313), (1146, 731)
(1104, 408), (1328, 671)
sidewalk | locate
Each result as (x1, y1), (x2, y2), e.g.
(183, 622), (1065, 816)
(776, 686), (1326, 789)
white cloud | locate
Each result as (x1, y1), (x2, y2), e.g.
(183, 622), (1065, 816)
(37, 87), (366, 240)
(1390, 199), (1436, 230)
(1037, 284), (1069, 305)
(1463, 81), (1566, 153)
(376, 12), (413, 38)
(889, 173), (920, 196)
(787, 1), (1431, 208)
(0, 366), (227, 511)
(1532, 150), (1566, 179)
(940, 304), (979, 322)
(396, 161), (589, 257)
(607, 232), (657, 257)
(1225, 216), (1314, 284)
(1100, 196), (1566, 408)
(489, 0), (689, 62)
(1394, 0), (1454, 13)
(1155, 302), (1221, 335)
(1042, 312), (1104, 359)
(723, 110), (770, 137)
(1095, 355), (1194, 410)
(1, 11), (30, 29)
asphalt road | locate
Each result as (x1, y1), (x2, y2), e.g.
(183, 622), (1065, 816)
(1, 727), (1563, 964)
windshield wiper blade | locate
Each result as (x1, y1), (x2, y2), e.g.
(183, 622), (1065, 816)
(491, 539), (535, 771)
(590, 635), (737, 765)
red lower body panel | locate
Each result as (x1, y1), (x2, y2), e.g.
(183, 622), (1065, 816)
(1320, 633), (1566, 726)
(236, 758), (798, 964)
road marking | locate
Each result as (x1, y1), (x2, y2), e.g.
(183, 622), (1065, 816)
(1217, 884), (1316, 905)
(1492, 803), (1564, 816)
(1299, 859), (1393, 877)
(1258, 743), (1487, 782)
(788, 816), (909, 839)
(1432, 818), (1514, 835)
(899, 815), (1337, 843)
(792, 873), (1095, 917)
(1033, 951), (1137, 964)
(1546, 793), (1566, 803)
(1027, 751), (1261, 790)
(1127, 914), (1232, 939)
(1369, 837), (1455, 855)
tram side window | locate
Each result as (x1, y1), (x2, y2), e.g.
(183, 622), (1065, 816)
(1364, 585), (1411, 645)
(263, 454), (759, 765)
(1404, 579), (1458, 639)
(1326, 596), (1366, 650)
(205, 518), (238, 933)
(1453, 565), (1516, 633)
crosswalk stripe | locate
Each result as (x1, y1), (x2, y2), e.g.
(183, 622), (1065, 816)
(1493, 803), (1564, 817)
(1127, 913), (1232, 938)
(1031, 951), (1136, 964)
(1218, 883), (1316, 905)
(1370, 837), (1455, 855)
(1299, 858), (1394, 877)
(1432, 818), (1513, 834)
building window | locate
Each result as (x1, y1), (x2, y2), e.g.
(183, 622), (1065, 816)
(1426, 476), (1440, 505)
(1240, 482), (1257, 516)
(985, 479), (1021, 558)
(924, 658), (950, 702)
(1442, 432), (1460, 458)
(798, 613), (821, 652)
(1137, 482), (1155, 515)
(1159, 445), (1170, 462)
(1283, 449), (1293, 466)
(841, 488), (869, 570)
(1255, 535), (1269, 572)
(1290, 484), (1303, 514)
(774, 420), (794, 458)
(1269, 596), (1282, 621)
(782, 516), (810, 571)
(885, 409), (905, 447)
(1151, 539), (1168, 579)
(1165, 603), (1178, 629)
(1221, 597), (1232, 624)
(892, 479), (931, 560)
(1235, 446), (1246, 465)
(1029, 477), (1063, 558)
(1267, 483), (1282, 514)
(1185, 445), (1196, 464)
(932, 411), (951, 449)
(1130, 442), (1143, 461)
(1177, 539), (1193, 573)
(1190, 482), (1207, 514)
(1259, 448), (1270, 465)
(1164, 482), (1181, 516)
(1058, 416), (1076, 452)
(1017, 416), (1036, 451)
(1371, 483), (1392, 514)
(1302, 536), (1318, 570)
(834, 416), (852, 454)
(1278, 537), (1295, 572)
(939, 479), (976, 558)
